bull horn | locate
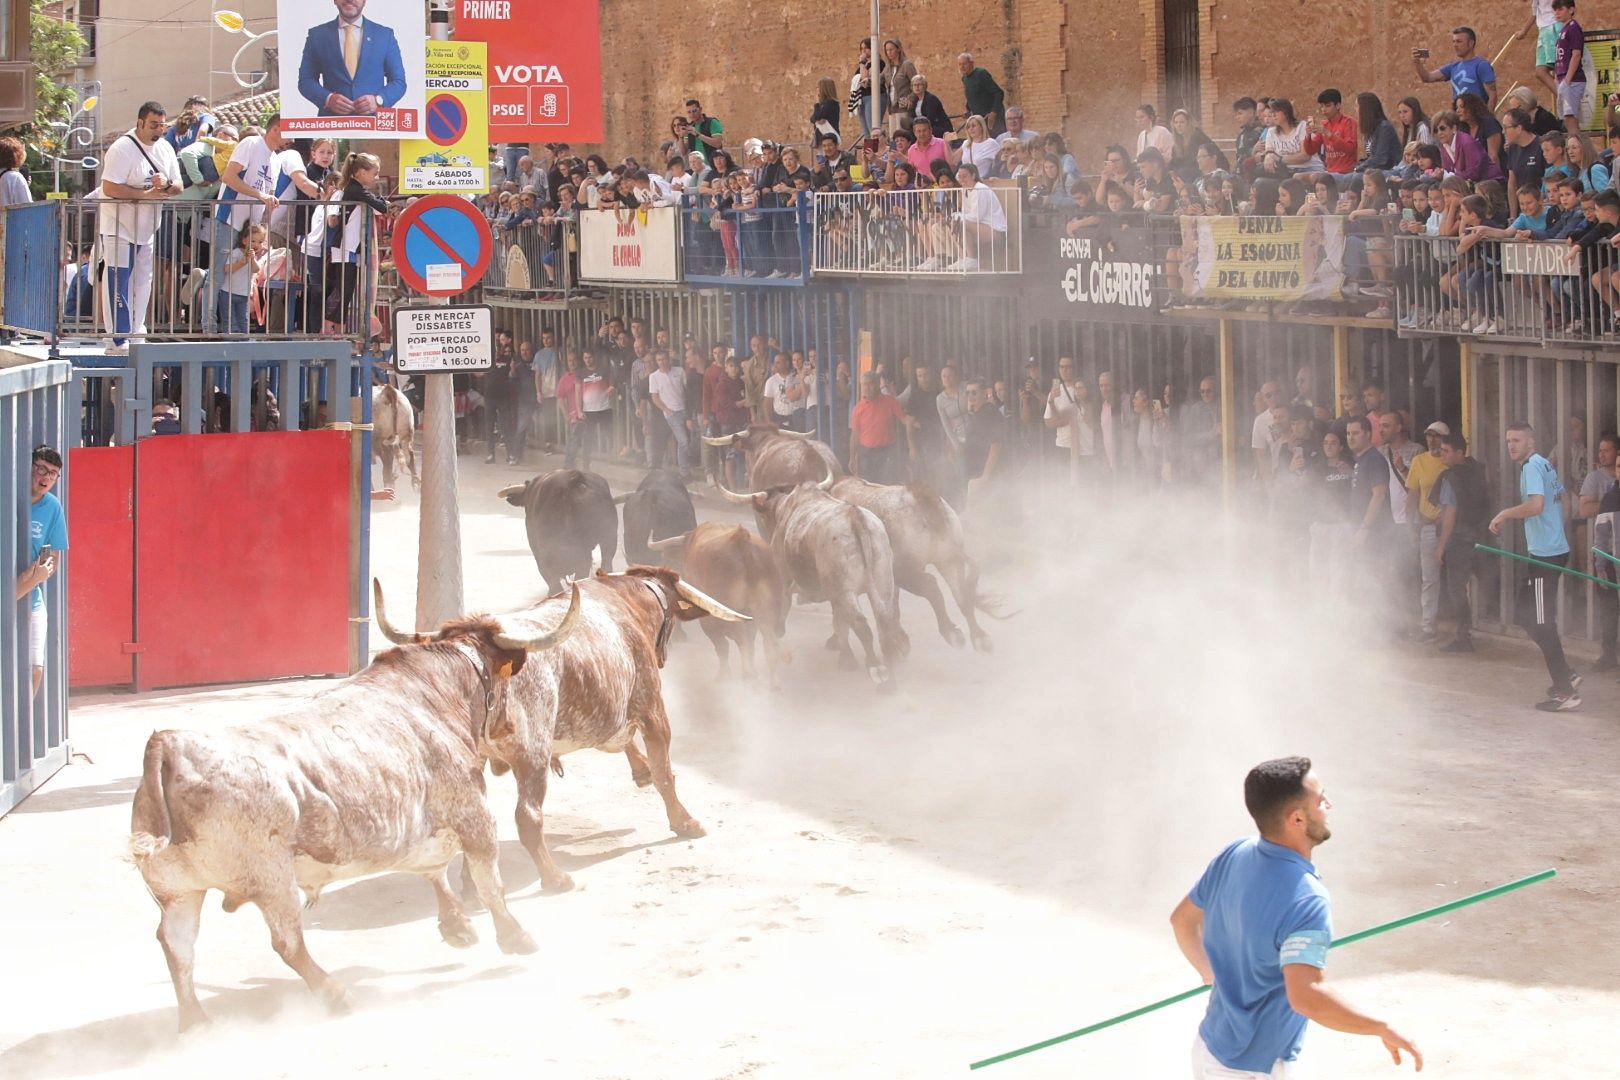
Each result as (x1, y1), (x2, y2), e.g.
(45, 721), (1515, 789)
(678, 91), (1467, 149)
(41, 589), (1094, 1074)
(701, 432), (740, 447)
(817, 471), (836, 491)
(647, 533), (689, 553)
(716, 481), (762, 505)
(676, 580), (752, 622)
(776, 427), (813, 440)
(496, 483), (526, 501)
(492, 583), (583, 652)
(612, 492), (630, 505)
(373, 579), (443, 644)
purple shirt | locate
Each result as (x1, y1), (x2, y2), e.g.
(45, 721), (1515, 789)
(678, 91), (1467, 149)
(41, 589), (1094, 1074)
(1441, 130), (1502, 183)
(1556, 19), (1586, 82)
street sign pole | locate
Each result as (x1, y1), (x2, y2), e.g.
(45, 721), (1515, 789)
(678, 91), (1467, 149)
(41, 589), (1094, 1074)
(417, 0), (463, 630)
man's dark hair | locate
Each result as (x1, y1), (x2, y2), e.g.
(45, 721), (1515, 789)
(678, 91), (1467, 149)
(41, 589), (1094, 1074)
(1244, 756), (1313, 833)
(1345, 415), (1373, 437)
(1504, 108), (1532, 131)
(684, 98), (701, 109)
(1599, 432), (1620, 452)
(1136, 147), (1166, 168)
(1441, 431), (1469, 453)
(1608, 124), (1620, 141)
(137, 101), (166, 120)
(1453, 26), (1478, 44)
(1317, 88), (1342, 106)
(265, 112), (281, 128)
(1597, 189), (1620, 212)
(32, 445), (63, 470)
(1233, 96), (1257, 112)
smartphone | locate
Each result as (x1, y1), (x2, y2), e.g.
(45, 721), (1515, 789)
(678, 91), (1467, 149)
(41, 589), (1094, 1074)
(1415, 47), (1431, 58)
(1402, 208), (1416, 222)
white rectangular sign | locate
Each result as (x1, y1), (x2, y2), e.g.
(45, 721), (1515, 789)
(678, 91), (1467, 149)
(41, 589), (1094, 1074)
(393, 305), (493, 371)
(578, 207), (681, 283)
(1502, 242), (1582, 277)
(276, 0), (429, 138)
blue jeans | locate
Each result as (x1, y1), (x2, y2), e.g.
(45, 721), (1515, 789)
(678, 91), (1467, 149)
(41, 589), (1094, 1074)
(739, 217), (767, 274)
(215, 289), (250, 334)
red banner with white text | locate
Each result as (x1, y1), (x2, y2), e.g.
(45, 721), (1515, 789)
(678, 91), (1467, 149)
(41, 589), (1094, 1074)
(456, 0), (604, 143)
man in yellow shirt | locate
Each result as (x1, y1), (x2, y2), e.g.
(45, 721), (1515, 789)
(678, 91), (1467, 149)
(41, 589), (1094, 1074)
(1406, 420), (1452, 643)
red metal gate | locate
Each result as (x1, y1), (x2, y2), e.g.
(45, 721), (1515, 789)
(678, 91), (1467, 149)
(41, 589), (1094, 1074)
(69, 432), (357, 691)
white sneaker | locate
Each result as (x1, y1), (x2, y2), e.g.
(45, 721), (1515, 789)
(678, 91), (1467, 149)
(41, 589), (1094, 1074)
(1467, 314), (1490, 334)
(915, 256), (942, 271)
(946, 256), (980, 271)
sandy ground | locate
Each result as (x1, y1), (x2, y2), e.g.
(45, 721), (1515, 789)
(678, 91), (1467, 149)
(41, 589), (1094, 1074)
(2, 452), (1617, 1079)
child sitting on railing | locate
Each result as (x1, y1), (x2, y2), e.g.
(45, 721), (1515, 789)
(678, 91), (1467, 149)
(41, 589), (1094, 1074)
(215, 222), (266, 335)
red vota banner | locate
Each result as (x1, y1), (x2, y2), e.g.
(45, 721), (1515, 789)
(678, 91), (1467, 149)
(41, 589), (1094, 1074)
(456, 0), (604, 143)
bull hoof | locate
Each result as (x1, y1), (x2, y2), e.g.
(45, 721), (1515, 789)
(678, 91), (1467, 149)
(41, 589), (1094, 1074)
(943, 626), (966, 649)
(321, 983), (352, 1015)
(870, 666), (894, 690)
(630, 769), (654, 789)
(541, 871), (576, 893)
(674, 818), (707, 839)
(971, 631), (993, 654)
(497, 927), (539, 955)
(439, 916), (479, 949)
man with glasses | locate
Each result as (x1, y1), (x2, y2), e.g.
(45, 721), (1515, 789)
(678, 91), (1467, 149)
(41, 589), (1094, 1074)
(1500, 108), (1548, 206)
(15, 447), (68, 697)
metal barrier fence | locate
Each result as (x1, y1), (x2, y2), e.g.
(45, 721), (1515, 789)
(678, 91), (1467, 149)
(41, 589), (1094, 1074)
(814, 187), (1023, 275)
(1, 355), (73, 818)
(484, 216), (581, 299)
(682, 205), (811, 282)
(7, 196), (380, 347)
(1394, 233), (1620, 347)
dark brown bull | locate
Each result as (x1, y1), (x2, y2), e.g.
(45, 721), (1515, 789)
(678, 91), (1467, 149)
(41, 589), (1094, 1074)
(378, 567), (749, 894)
(830, 477), (995, 651)
(648, 522), (792, 689)
(703, 423), (843, 498)
(128, 586), (584, 1031)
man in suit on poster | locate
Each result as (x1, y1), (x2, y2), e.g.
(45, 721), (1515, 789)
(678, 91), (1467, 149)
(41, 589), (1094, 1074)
(296, 0), (408, 116)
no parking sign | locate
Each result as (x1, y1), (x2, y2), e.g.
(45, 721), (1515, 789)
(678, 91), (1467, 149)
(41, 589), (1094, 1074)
(392, 195), (493, 296)
(400, 41), (489, 194)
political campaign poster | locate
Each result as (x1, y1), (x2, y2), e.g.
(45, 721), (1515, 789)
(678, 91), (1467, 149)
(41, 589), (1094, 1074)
(456, 0), (604, 143)
(400, 41), (489, 193)
(277, 0), (428, 138)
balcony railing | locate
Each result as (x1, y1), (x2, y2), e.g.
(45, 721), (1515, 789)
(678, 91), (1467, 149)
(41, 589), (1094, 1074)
(3, 196), (380, 346)
(1394, 233), (1620, 346)
(813, 186), (1022, 275)
(682, 204), (811, 283)
(482, 216), (582, 300)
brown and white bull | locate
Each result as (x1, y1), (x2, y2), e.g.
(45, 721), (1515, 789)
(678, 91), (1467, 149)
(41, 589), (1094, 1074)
(648, 522), (792, 689)
(830, 478), (996, 652)
(372, 383), (418, 489)
(721, 477), (908, 686)
(376, 567), (749, 895)
(128, 585), (585, 1031)
(703, 423), (842, 494)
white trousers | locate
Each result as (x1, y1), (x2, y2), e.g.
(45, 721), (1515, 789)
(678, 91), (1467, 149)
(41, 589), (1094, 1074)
(1192, 1036), (1298, 1079)
(29, 603), (47, 668)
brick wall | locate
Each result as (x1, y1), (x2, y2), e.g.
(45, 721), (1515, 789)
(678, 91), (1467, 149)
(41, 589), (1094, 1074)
(588, 0), (1576, 165)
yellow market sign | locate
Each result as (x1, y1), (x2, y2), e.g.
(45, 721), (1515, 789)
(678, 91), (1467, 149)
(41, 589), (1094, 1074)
(401, 41), (489, 194)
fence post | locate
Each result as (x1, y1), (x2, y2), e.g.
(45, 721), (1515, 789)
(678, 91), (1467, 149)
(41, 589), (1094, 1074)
(1459, 338), (1475, 449)
(1218, 314), (1235, 511)
(1332, 324), (1348, 413)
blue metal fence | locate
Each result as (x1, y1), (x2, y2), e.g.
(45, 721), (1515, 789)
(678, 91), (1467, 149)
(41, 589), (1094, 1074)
(1, 356), (73, 818)
(2, 205), (65, 339)
(682, 205), (812, 284)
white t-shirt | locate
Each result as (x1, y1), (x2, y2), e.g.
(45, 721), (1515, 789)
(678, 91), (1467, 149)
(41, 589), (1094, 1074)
(1043, 387), (1079, 450)
(1136, 126), (1173, 159)
(218, 136), (280, 231)
(648, 367), (686, 413)
(965, 138), (1001, 174)
(1251, 409), (1281, 459)
(302, 197), (339, 257)
(96, 131), (181, 244)
(996, 128), (1041, 146)
(960, 184), (1008, 232)
(764, 372), (799, 418)
(267, 148), (310, 236)
(1262, 122), (1323, 172)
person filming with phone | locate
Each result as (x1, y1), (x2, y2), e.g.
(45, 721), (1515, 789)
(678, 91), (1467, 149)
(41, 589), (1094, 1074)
(15, 446), (68, 697)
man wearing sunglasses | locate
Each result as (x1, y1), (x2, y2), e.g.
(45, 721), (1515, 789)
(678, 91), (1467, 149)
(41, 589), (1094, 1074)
(15, 446), (67, 695)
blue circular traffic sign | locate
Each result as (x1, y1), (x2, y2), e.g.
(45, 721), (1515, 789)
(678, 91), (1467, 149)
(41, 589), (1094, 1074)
(391, 195), (493, 297)
(425, 94), (468, 147)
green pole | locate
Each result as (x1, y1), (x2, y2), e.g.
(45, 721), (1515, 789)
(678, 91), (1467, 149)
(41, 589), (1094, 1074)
(968, 868), (1557, 1072)
(1475, 544), (1620, 590)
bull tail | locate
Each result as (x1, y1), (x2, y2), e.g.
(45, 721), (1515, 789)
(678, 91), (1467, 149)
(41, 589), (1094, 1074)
(857, 512), (910, 664)
(129, 732), (175, 860)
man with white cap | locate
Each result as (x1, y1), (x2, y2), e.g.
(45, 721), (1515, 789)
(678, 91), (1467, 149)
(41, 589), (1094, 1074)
(1406, 420), (1452, 643)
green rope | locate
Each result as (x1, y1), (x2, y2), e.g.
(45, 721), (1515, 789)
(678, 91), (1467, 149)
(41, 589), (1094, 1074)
(968, 868), (1556, 1071)
(1591, 546), (1620, 570)
(1474, 544), (1620, 590)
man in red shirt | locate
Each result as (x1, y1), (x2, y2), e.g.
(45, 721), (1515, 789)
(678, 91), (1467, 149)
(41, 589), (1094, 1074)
(1303, 88), (1359, 173)
(850, 370), (908, 485)
(711, 354), (749, 489)
(700, 342), (728, 486)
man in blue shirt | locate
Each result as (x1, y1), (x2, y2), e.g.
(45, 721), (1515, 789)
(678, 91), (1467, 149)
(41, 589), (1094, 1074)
(14, 446), (68, 696)
(1170, 757), (1422, 1078)
(1490, 422), (1582, 710)
(1413, 27), (1498, 110)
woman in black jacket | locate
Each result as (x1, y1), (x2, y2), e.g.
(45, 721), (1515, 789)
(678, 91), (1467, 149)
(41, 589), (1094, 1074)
(1355, 92), (1402, 173)
(325, 152), (391, 334)
(810, 77), (841, 143)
